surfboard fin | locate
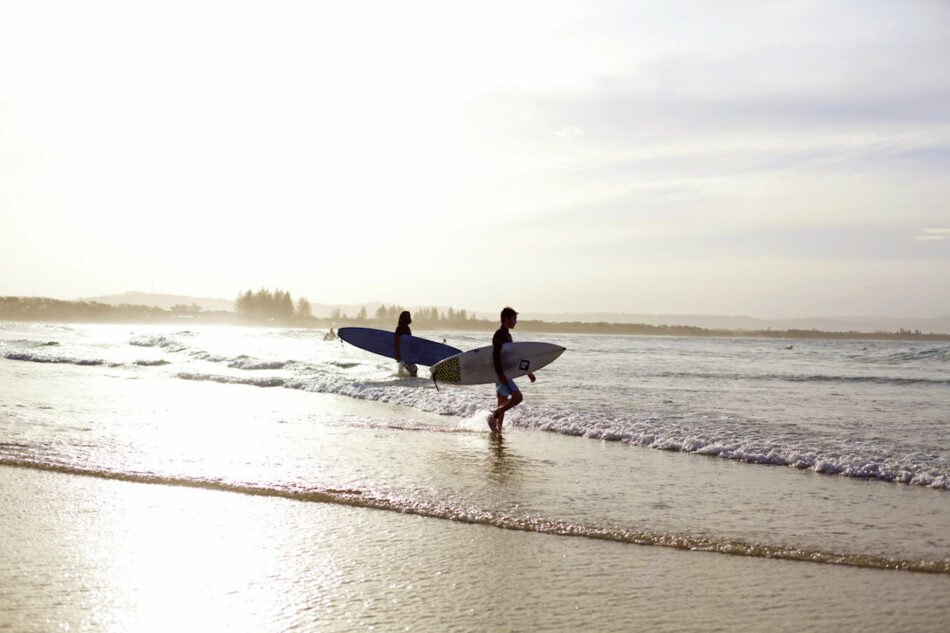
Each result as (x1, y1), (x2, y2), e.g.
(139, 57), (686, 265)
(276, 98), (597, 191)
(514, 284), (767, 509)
(432, 374), (440, 391)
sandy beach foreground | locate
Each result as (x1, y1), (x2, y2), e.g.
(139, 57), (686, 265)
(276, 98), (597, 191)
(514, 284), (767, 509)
(2, 464), (948, 633)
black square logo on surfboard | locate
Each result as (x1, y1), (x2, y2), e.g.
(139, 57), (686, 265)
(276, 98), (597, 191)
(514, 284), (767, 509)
(519, 359), (530, 371)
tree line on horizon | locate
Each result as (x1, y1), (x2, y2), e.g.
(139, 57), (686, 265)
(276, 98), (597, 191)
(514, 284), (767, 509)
(330, 303), (479, 324)
(2, 294), (949, 342)
(234, 288), (312, 322)
(232, 290), (479, 325)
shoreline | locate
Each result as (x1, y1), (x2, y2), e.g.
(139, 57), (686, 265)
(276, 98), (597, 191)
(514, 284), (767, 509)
(3, 463), (950, 632)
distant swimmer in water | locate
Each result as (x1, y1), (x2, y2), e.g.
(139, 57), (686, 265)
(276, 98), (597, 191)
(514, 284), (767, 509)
(487, 307), (535, 433)
(394, 311), (418, 377)
(323, 328), (337, 341)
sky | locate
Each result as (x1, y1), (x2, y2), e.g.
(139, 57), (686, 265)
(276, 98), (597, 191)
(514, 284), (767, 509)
(1, 0), (948, 318)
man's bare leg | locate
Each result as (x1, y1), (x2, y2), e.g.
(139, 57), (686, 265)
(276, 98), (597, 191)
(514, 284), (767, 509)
(489, 392), (522, 432)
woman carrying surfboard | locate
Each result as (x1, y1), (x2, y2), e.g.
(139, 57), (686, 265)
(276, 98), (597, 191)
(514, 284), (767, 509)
(394, 311), (418, 377)
(487, 307), (535, 433)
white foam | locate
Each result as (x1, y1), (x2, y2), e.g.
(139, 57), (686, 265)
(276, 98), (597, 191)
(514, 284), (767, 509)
(4, 351), (107, 366)
(112, 326), (950, 493)
(276, 372), (950, 490)
(457, 409), (495, 432)
(129, 335), (186, 352)
(176, 372), (286, 388)
(227, 357), (287, 370)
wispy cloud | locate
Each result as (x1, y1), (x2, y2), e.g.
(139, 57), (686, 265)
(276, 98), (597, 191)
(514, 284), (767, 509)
(554, 126), (584, 140)
(914, 228), (950, 241)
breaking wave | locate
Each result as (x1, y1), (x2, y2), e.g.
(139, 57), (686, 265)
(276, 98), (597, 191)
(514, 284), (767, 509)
(3, 352), (109, 366)
(161, 366), (950, 492)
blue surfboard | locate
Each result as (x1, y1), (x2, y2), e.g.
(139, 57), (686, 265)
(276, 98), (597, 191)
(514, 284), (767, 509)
(337, 327), (461, 366)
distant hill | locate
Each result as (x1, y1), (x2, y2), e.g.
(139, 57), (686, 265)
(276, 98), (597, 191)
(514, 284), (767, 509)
(528, 312), (950, 335)
(77, 292), (950, 334)
(767, 315), (950, 334)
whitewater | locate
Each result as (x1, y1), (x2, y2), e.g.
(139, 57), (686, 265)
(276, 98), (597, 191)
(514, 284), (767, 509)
(5, 322), (948, 489)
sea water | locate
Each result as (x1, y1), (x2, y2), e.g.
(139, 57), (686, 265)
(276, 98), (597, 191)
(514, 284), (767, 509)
(2, 321), (949, 630)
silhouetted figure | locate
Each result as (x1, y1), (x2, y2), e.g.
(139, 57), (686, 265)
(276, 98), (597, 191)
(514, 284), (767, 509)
(394, 311), (418, 377)
(487, 307), (535, 433)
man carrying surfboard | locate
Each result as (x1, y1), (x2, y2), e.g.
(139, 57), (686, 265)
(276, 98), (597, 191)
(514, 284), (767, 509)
(487, 307), (535, 432)
(394, 311), (418, 377)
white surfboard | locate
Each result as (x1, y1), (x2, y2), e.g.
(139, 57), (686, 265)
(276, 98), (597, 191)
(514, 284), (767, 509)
(430, 341), (565, 385)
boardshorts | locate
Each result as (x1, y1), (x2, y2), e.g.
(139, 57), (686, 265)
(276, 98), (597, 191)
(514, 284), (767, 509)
(495, 379), (519, 397)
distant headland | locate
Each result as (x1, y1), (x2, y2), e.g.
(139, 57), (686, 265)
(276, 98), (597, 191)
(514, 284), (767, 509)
(2, 291), (950, 342)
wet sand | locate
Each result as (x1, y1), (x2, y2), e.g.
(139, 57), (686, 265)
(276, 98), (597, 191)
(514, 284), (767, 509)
(2, 464), (949, 633)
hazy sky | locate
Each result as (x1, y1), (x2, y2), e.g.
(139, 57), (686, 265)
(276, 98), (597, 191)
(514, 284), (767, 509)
(2, 0), (948, 317)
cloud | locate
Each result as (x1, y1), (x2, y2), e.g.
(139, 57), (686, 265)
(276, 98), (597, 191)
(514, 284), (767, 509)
(554, 126), (584, 140)
(914, 228), (950, 241)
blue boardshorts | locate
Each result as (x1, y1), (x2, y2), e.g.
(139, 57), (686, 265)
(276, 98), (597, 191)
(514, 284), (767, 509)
(495, 379), (520, 397)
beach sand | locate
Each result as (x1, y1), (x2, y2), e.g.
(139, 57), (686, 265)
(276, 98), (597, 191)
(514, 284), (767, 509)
(3, 462), (949, 633)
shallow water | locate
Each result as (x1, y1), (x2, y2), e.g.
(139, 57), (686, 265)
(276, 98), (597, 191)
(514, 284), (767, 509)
(5, 323), (949, 487)
(1, 322), (949, 629)
(4, 465), (950, 633)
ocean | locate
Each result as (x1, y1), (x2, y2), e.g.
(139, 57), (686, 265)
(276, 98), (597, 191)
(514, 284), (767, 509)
(2, 321), (949, 631)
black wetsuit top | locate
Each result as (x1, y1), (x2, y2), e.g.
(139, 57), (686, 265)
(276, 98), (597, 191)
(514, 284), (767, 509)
(492, 326), (511, 378)
(394, 324), (411, 361)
